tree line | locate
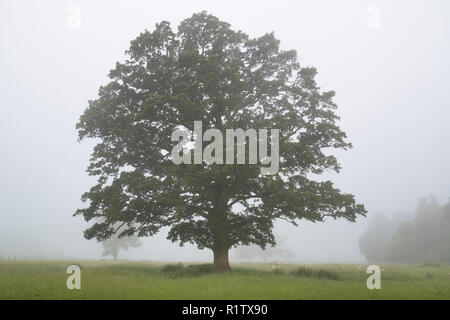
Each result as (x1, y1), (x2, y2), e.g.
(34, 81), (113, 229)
(359, 196), (450, 263)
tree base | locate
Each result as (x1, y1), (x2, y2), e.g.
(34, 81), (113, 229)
(213, 248), (231, 271)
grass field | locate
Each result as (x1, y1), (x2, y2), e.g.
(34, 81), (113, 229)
(0, 260), (449, 299)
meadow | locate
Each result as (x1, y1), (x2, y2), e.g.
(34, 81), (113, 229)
(0, 260), (449, 300)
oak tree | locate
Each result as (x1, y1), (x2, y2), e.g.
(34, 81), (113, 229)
(75, 12), (366, 271)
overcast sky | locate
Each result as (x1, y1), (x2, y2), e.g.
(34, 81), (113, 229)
(1, 0), (449, 262)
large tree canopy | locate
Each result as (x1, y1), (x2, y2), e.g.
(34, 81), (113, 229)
(75, 12), (366, 270)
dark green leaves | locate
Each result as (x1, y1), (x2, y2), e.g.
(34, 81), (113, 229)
(76, 11), (366, 251)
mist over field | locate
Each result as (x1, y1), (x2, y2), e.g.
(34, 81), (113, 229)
(1, 0), (449, 264)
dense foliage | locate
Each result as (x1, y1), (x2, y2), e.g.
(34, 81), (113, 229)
(76, 12), (366, 270)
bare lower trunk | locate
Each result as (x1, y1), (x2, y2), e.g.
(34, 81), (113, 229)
(212, 189), (231, 271)
(212, 216), (231, 271)
(213, 246), (231, 271)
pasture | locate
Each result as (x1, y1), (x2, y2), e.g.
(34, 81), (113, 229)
(0, 260), (449, 299)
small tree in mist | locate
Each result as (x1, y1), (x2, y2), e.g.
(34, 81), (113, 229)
(234, 234), (293, 262)
(75, 12), (366, 271)
(358, 213), (406, 263)
(102, 234), (142, 260)
(234, 245), (294, 262)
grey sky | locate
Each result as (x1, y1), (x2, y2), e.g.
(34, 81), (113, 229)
(1, 0), (449, 262)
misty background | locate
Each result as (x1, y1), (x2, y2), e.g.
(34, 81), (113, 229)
(1, 0), (449, 262)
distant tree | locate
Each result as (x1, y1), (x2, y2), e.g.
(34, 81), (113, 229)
(102, 234), (142, 260)
(234, 245), (293, 262)
(234, 234), (293, 262)
(358, 213), (400, 263)
(387, 196), (450, 263)
(359, 196), (450, 263)
(75, 12), (366, 271)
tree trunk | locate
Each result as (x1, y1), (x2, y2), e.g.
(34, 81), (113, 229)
(213, 246), (231, 271)
(212, 188), (231, 271)
(112, 247), (119, 260)
(212, 213), (231, 271)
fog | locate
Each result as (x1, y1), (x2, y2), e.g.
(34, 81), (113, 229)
(1, 0), (449, 263)
(360, 196), (450, 263)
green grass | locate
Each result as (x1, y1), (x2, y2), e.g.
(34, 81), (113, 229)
(162, 263), (218, 278)
(0, 260), (449, 299)
(289, 266), (339, 280)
